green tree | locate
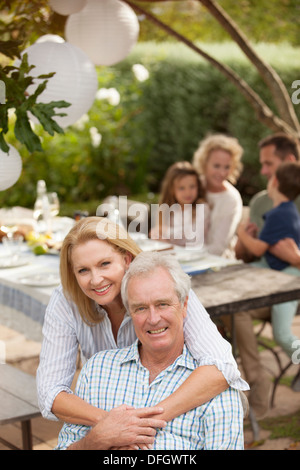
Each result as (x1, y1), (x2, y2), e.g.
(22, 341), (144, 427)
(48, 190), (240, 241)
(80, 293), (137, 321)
(126, 0), (300, 138)
(0, 0), (69, 152)
(1, 0), (299, 155)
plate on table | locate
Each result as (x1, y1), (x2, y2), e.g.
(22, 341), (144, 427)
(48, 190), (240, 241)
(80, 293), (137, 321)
(136, 238), (173, 252)
(19, 272), (60, 287)
(174, 246), (207, 263)
(0, 258), (29, 269)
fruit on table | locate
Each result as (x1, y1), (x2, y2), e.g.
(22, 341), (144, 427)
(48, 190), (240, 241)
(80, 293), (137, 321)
(33, 244), (48, 255)
(25, 231), (51, 254)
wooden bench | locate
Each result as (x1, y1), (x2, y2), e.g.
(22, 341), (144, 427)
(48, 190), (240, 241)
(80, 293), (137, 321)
(0, 364), (41, 450)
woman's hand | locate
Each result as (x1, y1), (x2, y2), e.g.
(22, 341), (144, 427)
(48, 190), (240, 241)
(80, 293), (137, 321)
(69, 404), (166, 450)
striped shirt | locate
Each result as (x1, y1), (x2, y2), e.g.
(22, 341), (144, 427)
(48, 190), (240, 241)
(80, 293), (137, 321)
(56, 342), (244, 450)
(37, 285), (248, 420)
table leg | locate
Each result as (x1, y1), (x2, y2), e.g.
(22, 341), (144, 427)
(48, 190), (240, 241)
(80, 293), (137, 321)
(231, 314), (237, 357)
(249, 407), (260, 442)
(21, 420), (32, 450)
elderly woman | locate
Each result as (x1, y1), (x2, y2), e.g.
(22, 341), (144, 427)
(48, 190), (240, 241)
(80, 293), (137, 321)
(193, 134), (243, 257)
(37, 217), (247, 449)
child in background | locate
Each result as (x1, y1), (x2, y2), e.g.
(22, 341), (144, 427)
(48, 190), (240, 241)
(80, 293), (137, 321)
(150, 161), (209, 247)
(237, 162), (300, 270)
(237, 161), (300, 359)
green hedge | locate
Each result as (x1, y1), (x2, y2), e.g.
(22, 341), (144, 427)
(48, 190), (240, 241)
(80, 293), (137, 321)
(1, 41), (300, 213)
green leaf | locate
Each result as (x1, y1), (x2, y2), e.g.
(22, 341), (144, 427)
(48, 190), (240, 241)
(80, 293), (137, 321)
(0, 133), (10, 153)
(0, 40), (22, 59)
(30, 99), (70, 134)
(0, 105), (9, 134)
(30, 106), (64, 135)
(14, 109), (42, 152)
(37, 72), (56, 80)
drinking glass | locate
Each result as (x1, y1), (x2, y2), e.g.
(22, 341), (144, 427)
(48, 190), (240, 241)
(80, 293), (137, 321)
(47, 192), (60, 217)
(2, 234), (24, 260)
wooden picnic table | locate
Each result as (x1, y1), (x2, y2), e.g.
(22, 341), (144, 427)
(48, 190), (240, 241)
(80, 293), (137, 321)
(191, 263), (300, 318)
(191, 263), (300, 358)
(0, 364), (41, 450)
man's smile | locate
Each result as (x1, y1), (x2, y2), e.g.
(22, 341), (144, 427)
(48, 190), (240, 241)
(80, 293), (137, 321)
(148, 327), (168, 335)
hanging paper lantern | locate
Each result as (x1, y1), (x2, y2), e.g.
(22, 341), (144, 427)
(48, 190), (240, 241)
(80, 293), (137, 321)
(49, 0), (87, 16)
(0, 145), (22, 191)
(65, 0), (140, 66)
(21, 39), (98, 128)
(35, 34), (65, 44)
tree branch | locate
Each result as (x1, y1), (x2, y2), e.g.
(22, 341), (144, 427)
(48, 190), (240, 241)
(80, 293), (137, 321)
(125, 0), (299, 138)
(199, 0), (300, 134)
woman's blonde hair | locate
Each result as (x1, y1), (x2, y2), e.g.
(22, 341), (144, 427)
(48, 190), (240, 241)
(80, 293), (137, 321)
(193, 134), (243, 184)
(60, 216), (142, 324)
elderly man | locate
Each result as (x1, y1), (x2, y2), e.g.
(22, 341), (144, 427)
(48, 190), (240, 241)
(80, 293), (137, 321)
(56, 252), (244, 450)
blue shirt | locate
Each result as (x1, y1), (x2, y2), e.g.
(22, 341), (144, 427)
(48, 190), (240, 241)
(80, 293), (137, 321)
(56, 341), (244, 450)
(260, 201), (300, 270)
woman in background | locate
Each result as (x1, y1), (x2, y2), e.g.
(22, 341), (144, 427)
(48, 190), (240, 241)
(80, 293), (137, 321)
(193, 134), (243, 257)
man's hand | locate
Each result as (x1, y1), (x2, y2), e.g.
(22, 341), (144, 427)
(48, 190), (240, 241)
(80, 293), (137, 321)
(68, 405), (166, 450)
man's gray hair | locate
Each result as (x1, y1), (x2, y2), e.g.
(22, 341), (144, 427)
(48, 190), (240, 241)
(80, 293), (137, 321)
(121, 251), (191, 311)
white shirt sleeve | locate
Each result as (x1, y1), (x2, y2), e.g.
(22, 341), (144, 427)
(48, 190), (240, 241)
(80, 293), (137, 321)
(206, 182), (243, 256)
(36, 287), (80, 421)
(184, 289), (249, 390)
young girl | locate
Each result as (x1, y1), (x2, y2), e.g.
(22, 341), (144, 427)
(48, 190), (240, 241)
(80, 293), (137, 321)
(150, 161), (209, 247)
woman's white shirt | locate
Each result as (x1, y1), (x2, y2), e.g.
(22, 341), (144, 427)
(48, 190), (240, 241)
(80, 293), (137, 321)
(205, 181), (243, 257)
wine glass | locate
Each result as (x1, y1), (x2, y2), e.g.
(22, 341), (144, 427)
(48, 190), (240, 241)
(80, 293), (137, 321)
(47, 192), (60, 217)
(2, 234), (24, 261)
(0, 218), (18, 239)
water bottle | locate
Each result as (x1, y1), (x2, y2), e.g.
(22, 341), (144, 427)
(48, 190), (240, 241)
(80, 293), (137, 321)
(33, 180), (51, 233)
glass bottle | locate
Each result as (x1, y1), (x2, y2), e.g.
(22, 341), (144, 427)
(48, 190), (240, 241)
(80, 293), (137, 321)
(33, 180), (51, 233)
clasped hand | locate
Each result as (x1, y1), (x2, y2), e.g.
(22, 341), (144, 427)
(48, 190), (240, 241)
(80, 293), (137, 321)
(85, 404), (166, 450)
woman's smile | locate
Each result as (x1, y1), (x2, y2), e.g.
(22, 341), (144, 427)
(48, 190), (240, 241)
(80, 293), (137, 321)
(72, 239), (132, 310)
(94, 284), (112, 296)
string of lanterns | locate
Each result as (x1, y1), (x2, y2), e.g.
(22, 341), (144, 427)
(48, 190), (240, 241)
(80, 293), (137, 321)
(1, 0), (141, 190)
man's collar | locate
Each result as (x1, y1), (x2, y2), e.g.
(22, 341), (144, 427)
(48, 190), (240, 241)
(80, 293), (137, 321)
(120, 340), (196, 371)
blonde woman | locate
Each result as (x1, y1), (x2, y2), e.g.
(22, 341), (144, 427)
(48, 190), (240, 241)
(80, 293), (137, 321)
(193, 134), (243, 257)
(37, 217), (247, 449)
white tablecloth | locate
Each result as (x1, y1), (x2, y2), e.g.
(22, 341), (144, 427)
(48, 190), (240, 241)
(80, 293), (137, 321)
(0, 245), (60, 339)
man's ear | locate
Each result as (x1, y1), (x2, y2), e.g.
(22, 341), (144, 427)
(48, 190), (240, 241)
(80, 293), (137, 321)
(285, 154), (297, 163)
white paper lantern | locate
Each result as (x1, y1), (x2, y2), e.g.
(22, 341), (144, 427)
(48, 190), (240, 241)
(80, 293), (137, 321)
(65, 0), (140, 66)
(21, 40), (98, 128)
(35, 34), (65, 44)
(49, 0), (87, 16)
(0, 145), (22, 191)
